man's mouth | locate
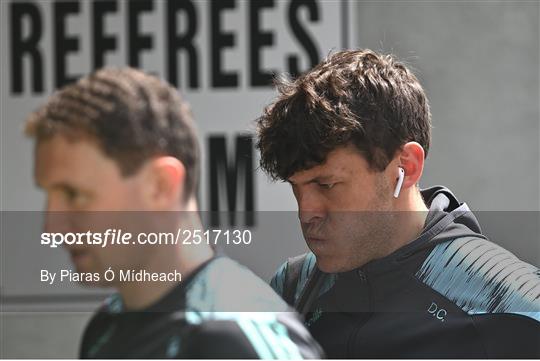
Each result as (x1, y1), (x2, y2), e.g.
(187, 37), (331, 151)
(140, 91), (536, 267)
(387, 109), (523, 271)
(307, 236), (327, 244)
(306, 237), (329, 255)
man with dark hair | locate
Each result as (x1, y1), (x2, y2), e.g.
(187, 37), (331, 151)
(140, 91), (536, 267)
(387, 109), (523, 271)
(257, 49), (539, 358)
(27, 67), (322, 359)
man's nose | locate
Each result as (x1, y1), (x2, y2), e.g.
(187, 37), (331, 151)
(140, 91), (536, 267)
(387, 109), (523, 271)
(297, 191), (326, 224)
(45, 193), (71, 212)
(44, 195), (71, 233)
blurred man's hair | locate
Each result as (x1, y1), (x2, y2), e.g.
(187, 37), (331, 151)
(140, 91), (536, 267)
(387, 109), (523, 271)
(25, 67), (199, 202)
(256, 49), (432, 180)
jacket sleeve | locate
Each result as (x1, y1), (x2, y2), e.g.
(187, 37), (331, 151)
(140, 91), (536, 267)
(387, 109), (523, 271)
(472, 312), (540, 358)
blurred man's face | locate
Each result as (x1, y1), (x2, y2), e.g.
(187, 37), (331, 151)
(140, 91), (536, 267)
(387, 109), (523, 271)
(35, 135), (152, 284)
(288, 145), (398, 273)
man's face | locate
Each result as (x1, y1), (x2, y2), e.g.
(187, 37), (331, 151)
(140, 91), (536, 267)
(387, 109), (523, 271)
(35, 135), (152, 284)
(288, 145), (398, 273)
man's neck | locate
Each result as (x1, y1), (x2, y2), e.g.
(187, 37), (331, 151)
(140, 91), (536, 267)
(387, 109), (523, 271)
(383, 187), (430, 259)
(117, 199), (214, 310)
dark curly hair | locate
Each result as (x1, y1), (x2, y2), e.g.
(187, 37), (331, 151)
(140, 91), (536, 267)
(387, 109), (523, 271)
(25, 67), (200, 202)
(256, 49), (431, 181)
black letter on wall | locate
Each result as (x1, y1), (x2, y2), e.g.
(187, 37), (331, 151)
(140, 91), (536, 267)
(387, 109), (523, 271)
(92, 0), (117, 70)
(128, 0), (154, 67)
(210, 0), (238, 88)
(11, 2), (43, 94)
(249, 0), (275, 87)
(167, 0), (198, 89)
(54, 1), (81, 88)
(209, 135), (255, 227)
(287, 0), (320, 78)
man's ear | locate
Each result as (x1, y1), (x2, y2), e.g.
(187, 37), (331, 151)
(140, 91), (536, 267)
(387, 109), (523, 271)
(396, 142), (425, 190)
(141, 156), (186, 210)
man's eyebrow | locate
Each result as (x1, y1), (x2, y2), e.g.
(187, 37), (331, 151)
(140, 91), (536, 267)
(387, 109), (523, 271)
(37, 181), (77, 192)
(288, 175), (336, 185)
(54, 182), (78, 191)
(309, 175), (336, 183)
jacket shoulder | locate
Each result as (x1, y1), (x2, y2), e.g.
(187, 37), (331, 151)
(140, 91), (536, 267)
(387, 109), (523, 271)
(186, 257), (288, 312)
(270, 252), (317, 301)
(416, 236), (540, 323)
(184, 311), (322, 359)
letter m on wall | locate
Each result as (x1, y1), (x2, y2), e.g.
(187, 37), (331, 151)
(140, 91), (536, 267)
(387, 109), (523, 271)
(208, 135), (255, 227)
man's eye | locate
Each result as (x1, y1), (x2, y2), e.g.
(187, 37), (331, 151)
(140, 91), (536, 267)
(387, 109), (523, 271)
(64, 188), (78, 200)
(63, 187), (88, 206)
(319, 183), (335, 190)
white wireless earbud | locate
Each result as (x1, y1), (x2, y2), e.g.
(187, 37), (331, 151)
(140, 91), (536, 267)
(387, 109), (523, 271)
(393, 167), (405, 198)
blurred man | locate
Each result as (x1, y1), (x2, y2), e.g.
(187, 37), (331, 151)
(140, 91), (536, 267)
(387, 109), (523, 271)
(257, 49), (540, 358)
(26, 67), (322, 359)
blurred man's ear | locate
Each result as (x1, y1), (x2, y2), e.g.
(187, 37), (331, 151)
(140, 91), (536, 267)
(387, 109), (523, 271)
(396, 142), (425, 191)
(140, 156), (186, 210)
